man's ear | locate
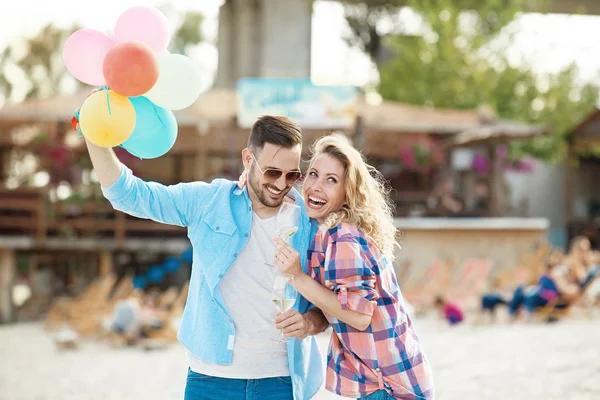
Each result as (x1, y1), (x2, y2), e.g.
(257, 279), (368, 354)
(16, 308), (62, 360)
(241, 148), (253, 170)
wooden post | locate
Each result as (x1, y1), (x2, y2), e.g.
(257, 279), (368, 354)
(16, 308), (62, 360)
(98, 250), (113, 277)
(115, 212), (125, 248)
(194, 126), (209, 181)
(0, 248), (16, 324)
(564, 143), (575, 242)
(564, 143), (575, 223)
(173, 154), (183, 183)
(487, 143), (499, 216)
(36, 189), (47, 242)
(353, 115), (365, 151)
(0, 149), (7, 184)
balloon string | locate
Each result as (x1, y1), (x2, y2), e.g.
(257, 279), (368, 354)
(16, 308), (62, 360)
(98, 86), (112, 115)
(152, 103), (167, 129)
(98, 85), (112, 115)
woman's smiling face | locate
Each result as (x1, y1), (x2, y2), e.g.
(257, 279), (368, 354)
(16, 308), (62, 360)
(302, 153), (346, 224)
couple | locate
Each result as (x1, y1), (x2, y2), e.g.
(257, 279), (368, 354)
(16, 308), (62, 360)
(85, 115), (434, 400)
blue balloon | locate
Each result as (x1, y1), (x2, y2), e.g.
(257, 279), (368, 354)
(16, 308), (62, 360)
(121, 96), (178, 159)
(147, 265), (165, 283)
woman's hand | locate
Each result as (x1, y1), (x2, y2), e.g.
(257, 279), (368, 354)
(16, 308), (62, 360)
(274, 238), (304, 278)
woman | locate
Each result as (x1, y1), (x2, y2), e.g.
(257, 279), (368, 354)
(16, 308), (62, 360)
(563, 236), (596, 287)
(507, 254), (585, 321)
(273, 133), (434, 400)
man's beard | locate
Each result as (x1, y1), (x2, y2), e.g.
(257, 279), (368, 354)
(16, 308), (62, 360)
(248, 164), (289, 208)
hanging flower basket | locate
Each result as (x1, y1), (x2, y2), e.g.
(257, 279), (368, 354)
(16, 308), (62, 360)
(398, 137), (446, 173)
(471, 144), (537, 175)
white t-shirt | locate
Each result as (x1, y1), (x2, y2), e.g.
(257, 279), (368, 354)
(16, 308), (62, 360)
(187, 213), (290, 379)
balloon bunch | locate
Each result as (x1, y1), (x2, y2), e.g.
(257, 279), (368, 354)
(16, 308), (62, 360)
(132, 248), (192, 289)
(63, 7), (202, 159)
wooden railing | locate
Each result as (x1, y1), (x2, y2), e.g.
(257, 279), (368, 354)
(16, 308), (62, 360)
(0, 188), (46, 240)
(0, 188), (185, 246)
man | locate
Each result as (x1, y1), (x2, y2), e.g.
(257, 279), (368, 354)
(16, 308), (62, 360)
(426, 175), (463, 217)
(85, 116), (329, 400)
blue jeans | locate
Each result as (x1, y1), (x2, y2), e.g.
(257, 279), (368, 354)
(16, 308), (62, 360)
(184, 369), (293, 400)
(508, 286), (525, 316)
(362, 390), (396, 400)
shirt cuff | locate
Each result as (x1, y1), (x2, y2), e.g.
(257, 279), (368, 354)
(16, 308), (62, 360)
(337, 287), (377, 316)
(101, 163), (130, 203)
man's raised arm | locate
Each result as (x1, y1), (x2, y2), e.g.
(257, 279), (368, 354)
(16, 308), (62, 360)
(85, 140), (123, 187)
(85, 139), (215, 228)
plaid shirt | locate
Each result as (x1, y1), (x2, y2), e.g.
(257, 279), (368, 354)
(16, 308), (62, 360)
(309, 223), (435, 399)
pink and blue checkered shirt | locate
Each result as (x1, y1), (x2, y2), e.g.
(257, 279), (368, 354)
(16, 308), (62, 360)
(309, 223), (435, 399)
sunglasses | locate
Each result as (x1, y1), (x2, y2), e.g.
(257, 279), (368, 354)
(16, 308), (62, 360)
(251, 153), (303, 185)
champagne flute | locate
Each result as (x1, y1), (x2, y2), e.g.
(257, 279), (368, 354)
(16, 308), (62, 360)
(271, 274), (297, 341)
(276, 202), (301, 242)
(266, 202), (301, 268)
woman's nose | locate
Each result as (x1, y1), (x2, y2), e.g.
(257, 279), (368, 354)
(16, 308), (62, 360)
(312, 179), (325, 192)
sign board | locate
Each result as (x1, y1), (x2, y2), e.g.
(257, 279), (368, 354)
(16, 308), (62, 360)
(237, 78), (358, 129)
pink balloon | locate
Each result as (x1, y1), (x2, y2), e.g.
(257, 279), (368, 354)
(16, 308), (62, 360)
(114, 7), (170, 53)
(63, 29), (114, 86)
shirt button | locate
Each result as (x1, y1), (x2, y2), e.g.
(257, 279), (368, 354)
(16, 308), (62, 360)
(218, 273), (224, 278)
(244, 233), (249, 237)
(376, 367), (381, 372)
(233, 253), (238, 258)
(248, 206), (251, 211)
(216, 226), (220, 231)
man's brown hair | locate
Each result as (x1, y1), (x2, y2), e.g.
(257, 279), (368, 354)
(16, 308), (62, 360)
(248, 115), (302, 153)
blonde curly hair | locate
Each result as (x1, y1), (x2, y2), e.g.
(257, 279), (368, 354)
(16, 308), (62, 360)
(307, 133), (399, 258)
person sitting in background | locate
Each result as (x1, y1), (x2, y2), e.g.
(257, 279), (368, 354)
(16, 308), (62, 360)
(471, 179), (489, 216)
(585, 251), (600, 305)
(426, 175), (463, 217)
(508, 259), (580, 322)
(434, 296), (464, 326)
(480, 278), (509, 323)
(139, 290), (165, 332)
(109, 290), (144, 344)
(562, 236), (596, 285)
(552, 237), (599, 306)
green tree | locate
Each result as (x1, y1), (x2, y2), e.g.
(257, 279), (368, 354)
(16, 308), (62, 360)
(371, 0), (598, 162)
(337, 0), (530, 64)
(337, 0), (408, 63)
(0, 10), (205, 104)
(0, 24), (80, 103)
(168, 11), (204, 55)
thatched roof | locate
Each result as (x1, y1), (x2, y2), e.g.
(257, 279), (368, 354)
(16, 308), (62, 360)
(356, 98), (481, 133)
(0, 89), (482, 134)
(441, 120), (547, 148)
(0, 89), (238, 126)
(568, 108), (600, 148)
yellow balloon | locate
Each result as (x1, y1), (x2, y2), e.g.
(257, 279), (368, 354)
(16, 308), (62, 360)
(79, 90), (136, 147)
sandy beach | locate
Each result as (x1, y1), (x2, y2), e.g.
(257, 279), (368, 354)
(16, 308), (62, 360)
(0, 317), (598, 400)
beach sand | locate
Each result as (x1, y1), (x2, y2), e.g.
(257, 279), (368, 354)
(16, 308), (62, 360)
(0, 317), (598, 400)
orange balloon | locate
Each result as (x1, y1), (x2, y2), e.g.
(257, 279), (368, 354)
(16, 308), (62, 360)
(79, 90), (136, 147)
(102, 41), (159, 97)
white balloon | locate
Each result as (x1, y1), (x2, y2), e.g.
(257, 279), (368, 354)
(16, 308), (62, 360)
(144, 53), (202, 110)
